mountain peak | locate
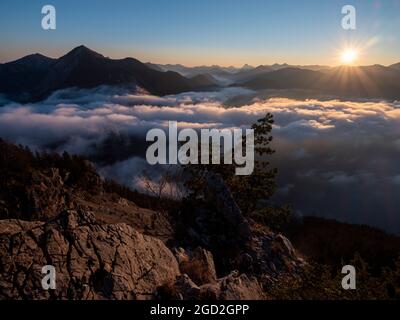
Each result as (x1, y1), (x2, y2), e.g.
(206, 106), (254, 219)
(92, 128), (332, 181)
(72, 45), (92, 52)
(241, 64), (254, 70)
(62, 45), (104, 60)
(6, 53), (54, 66)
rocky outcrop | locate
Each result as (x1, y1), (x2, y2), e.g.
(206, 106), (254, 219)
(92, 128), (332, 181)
(204, 173), (251, 242)
(176, 172), (304, 278)
(174, 247), (217, 285)
(0, 209), (267, 301)
(0, 210), (179, 300)
(218, 271), (264, 300)
(166, 271), (264, 300)
(175, 172), (253, 273)
(0, 207), (298, 301)
(0, 141), (305, 300)
(76, 193), (174, 243)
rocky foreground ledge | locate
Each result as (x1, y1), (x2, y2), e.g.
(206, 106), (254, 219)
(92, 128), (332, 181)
(0, 208), (302, 300)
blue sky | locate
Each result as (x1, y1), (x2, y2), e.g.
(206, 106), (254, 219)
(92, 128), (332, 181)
(0, 0), (399, 66)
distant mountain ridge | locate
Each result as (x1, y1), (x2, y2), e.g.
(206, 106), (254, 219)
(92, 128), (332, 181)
(390, 62), (400, 70)
(150, 63), (331, 77)
(239, 65), (400, 100)
(153, 62), (332, 85)
(0, 46), (218, 103)
(148, 63), (240, 77)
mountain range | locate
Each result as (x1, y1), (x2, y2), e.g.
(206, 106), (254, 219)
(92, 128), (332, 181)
(239, 65), (400, 100)
(151, 61), (400, 100)
(1, 45), (400, 102)
(0, 46), (218, 103)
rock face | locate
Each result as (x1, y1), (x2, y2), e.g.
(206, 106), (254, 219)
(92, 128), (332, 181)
(76, 193), (174, 243)
(0, 210), (180, 300)
(231, 227), (305, 280)
(175, 247), (217, 285)
(204, 173), (251, 242)
(176, 172), (253, 272)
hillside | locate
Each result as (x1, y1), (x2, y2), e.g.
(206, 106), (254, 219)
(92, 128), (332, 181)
(0, 138), (304, 300)
(1, 138), (399, 299)
(288, 216), (400, 274)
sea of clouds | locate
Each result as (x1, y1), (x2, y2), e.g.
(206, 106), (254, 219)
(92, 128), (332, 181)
(1, 86), (400, 234)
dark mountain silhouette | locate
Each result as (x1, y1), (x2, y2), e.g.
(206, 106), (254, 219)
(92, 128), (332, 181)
(155, 64), (236, 78)
(319, 65), (400, 99)
(239, 67), (322, 89)
(157, 63), (330, 84)
(0, 54), (56, 100)
(240, 65), (400, 100)
(232, 65), (276, 83)
(390, 62), (400, 70)
(0, 46), (218, 103)
(233, 64), (329, 83)
(145, 62), (165, 72)
(240, 64), (254, 71)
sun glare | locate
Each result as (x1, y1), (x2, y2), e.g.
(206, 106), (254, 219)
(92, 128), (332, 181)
(341, 49), (358, 65)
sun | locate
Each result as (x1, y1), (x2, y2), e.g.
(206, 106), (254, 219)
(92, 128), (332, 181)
(341, 49), (358, 65)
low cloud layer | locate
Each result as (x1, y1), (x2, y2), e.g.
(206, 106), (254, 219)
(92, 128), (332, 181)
(1, 86), (400, 233)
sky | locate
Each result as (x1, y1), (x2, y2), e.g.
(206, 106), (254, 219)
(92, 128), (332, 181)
(0, 0), (399, 66)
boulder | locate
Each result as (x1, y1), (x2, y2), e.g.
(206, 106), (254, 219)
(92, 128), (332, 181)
(0, 210), (180, 300)
(218, 271), (264, 300)
(174, 271), (264, 300)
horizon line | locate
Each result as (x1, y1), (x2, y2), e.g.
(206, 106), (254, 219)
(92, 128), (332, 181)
(1, 45), (398, 69)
